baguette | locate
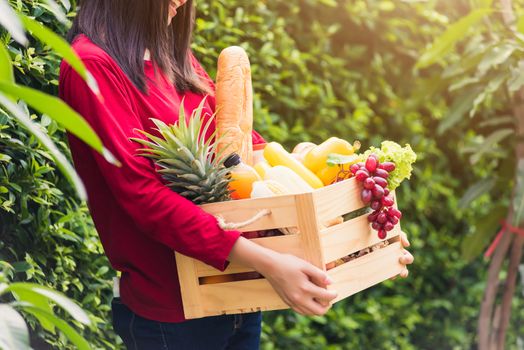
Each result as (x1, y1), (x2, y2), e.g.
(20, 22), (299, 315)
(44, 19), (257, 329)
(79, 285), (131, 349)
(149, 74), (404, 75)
(215, 46), (254, 165)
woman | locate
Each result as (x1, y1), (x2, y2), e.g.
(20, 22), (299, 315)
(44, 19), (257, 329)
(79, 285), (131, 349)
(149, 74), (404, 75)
(59, 0), (414, 349)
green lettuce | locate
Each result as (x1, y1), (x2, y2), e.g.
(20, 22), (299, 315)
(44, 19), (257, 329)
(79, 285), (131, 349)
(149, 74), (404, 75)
(360, 141), (417, 190)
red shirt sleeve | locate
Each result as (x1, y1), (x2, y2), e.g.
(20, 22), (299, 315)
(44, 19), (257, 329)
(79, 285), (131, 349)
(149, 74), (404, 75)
(59, 58), (241, 271)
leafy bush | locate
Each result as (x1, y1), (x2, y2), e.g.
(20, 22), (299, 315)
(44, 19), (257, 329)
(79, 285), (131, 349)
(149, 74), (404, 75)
(1, 1), (118, 348)
(1, 0), (523, 349)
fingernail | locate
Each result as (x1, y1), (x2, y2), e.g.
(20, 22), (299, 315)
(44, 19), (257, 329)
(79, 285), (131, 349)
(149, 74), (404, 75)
(325, 276), (334, 285)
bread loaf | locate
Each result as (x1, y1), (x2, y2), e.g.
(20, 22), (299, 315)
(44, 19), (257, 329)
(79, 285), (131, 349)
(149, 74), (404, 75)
(215, 46), (254, 165)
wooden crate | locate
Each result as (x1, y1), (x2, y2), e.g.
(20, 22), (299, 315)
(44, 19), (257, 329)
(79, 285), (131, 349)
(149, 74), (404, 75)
(175, 177), (405, 319)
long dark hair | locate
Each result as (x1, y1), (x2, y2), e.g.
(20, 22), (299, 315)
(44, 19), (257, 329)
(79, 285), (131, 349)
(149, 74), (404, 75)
(68, 0), (210, 94)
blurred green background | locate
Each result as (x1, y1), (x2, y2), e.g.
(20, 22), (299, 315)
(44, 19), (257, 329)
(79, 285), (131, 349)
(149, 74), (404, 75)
(1, 0), (523, 349)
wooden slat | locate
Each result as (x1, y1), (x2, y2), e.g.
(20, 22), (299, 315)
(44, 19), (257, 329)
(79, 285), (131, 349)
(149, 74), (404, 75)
(197, 264), (254, 277)
(295, 192), (325, 269)
(199, 278), (288, 317)
(195, 235), (304, 277)
(312, 178), (366, 223)
(194, 241), (404, 318)
(175, 253), (205, 319)
(199, 194), (298, 232)
(328, 241), (404, 302)
(321, 214), (402, 263)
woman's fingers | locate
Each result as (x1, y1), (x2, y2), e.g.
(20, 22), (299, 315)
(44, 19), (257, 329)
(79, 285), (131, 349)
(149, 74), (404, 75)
(397, 249), (414, 279)
(302, 263), (332, 287)
(289, 295), (328, 316)
(399, 249), (414, 265)
(307, 284), (338, 304)
(294, 265), (337, 315)
(401, 232), (410, 248)
(303, 299), (331, 316)
(261, 253), (338, 316)
(315, 298), (331, 308)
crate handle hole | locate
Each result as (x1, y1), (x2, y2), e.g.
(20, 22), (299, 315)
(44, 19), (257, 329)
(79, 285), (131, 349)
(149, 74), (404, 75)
(216, 209), (271, 230)
(325, 235), (401, 271)
(199, 272), (265, 285)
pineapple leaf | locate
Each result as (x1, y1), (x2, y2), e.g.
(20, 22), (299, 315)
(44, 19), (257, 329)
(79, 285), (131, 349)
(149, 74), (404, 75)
(158, 159), (194, 171)
(177, 173), (203, 183)
(191, 159), (206, 178)
(131, 97), (231, 204)
(178, 97), (186, 126)
(200, 110), (215, 147)
(158, 168), (190, 176)
(131, 131), (170, 151)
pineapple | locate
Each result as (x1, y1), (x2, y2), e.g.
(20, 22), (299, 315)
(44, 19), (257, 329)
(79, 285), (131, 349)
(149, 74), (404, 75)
(131, 99), (232, 204)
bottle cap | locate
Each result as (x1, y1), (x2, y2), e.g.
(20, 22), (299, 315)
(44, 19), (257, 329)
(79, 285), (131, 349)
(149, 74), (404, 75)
(224, 153), (241, 168)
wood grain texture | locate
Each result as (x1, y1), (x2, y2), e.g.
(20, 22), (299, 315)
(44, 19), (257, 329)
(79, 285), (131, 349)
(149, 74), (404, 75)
(175, 253), (205, 319)
(294, 192), (325, 269)
(199, 194), (298, 232)
(313, 178), (366, 222)
(321, 213), (402, 263)
(195, 234), (304, 277)
(328, 241), (404, 302)
(176, 180), (407, 319)
(199, 278), (288, 316)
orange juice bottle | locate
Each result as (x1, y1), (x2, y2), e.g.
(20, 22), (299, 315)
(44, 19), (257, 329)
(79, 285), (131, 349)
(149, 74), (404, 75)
(224, 153), (261, 200)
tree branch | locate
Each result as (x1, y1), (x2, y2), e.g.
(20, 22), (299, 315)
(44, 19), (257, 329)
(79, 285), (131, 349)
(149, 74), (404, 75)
(479, 1), (524, 348)
(478, 228), (513, 350)
(496, 235), (524, 349)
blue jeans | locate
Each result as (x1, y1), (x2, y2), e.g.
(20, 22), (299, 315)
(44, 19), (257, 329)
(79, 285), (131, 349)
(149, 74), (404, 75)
(111, 298), (262, 350)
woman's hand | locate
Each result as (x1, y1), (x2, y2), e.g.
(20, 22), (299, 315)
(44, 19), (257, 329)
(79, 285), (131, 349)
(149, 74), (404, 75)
(258, 253), (338, 316)
(228, 237), (338, 316)
(398, 232), (414, 278)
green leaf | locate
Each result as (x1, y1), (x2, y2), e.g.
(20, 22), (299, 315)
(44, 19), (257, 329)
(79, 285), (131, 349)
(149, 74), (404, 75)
(20, 15), (100, 97)
(438, 87), (481, 134)
(0, 82), (119, 167)
(13, 288), (56, 333)
(507, 61), (524, 92)
(470, 72), (507, 116)
(0, 304), (30, 350)
(0, 0), (27, 45)
(513, 159), (524, 226)
(326, 153), (359, 166)
(59, 0), (72, 11)
(449, 76), (479, 91)
(461, 205), (506, 262)
(442, 46), (484, 79)
(21, 306), (91, 350)
(7, 283), (91, 325)
(41, 0), (68, 24)
(0, 94), (87, 200)
(458, 177), (496, 209)
(416, 9), (491, 69)
(477, 43), (516, 76)
(478, 116), (513, 128)
(0, 44), (14, 83)
(518, 15), (524, 35)
(470, 128), (513, 164)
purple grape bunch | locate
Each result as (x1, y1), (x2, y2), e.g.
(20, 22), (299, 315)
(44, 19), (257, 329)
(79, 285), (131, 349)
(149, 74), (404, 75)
(350, 154), (402, 239)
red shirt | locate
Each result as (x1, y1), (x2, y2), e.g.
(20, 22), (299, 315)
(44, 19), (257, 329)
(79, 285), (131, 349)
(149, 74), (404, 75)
(59, 35), (265, 322)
